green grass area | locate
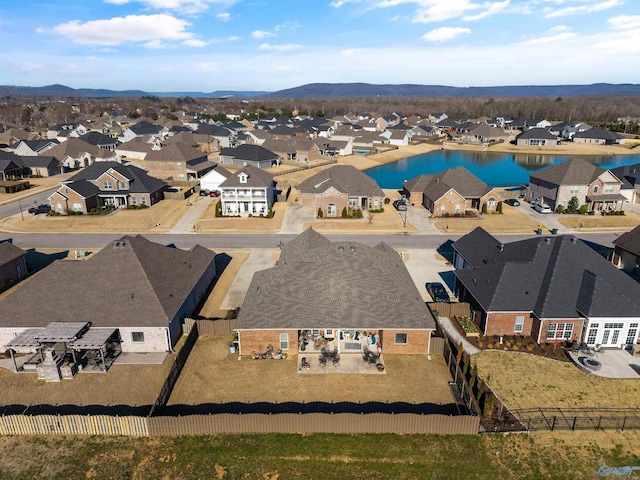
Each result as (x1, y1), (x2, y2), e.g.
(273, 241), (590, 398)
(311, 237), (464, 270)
(0, 433), (638, 479)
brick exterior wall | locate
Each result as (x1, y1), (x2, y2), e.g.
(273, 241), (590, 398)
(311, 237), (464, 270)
(556, 185), (589, 209)
(485, 312), (534, 337)
(144, 161), (192, 181)
(526, 178), (558, 206)
(50, 189), (99, 214)
(381, 329), (433, 354)
(238, 329), (298, 357)
(480, 189), (502, 213)
(299, 191), (348, 218)
(431, 190), (467, 216)
(533, 318), (583, 344)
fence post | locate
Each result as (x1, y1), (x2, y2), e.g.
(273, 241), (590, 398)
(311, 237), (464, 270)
(551, 416), (556, 431)
(597, 416), (602, 430)
(571, 416), (577, 431)
(622, 416), (626, 431)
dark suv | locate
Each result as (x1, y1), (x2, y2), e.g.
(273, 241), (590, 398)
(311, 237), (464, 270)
(393, 199), (407, 211)
(28, 204), (51, 215)
(426, 282), (449, 302)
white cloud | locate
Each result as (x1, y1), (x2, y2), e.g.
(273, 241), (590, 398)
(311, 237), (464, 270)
(258, 43), (300, 52)
(521, 31), (575, 44)
(45, 14), (193, 46)
(227, 35), (241, 41)
(544, 0), (622, 18)
(217, 12), (231, 21)
(549, 24), (571, 33)
(608, 14), (640, 30)
(274, 21), (301, 32)
(183, 38), (208, 47)
(103, 0), (236, 15)
(422, 26), (471, 42)
(252, 30), (275, 39)
(462, 0), (511, 21)
(143, 40), (167, 49)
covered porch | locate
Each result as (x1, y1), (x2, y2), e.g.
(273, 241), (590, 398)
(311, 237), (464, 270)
(586, 193), (627, 212)
(99, 192), (129, 208)
(298, 329), (382, 356)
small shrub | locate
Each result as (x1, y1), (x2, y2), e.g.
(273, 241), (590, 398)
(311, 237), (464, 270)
(496, 201), (503, 214)
(556, 204), (565, 214)
(341, 207), (348, 218)
(355, 209), (363, 218)
(317, 207), (323, 218)
(267, 208), (274, 218)
(578, 204), (589, 215)
(482, 203), (488, 214)
(215, 201), (222, 217)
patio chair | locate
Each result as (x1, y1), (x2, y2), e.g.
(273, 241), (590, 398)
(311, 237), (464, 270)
(319, 356), (327, 368)
(332, 354), (340, 367)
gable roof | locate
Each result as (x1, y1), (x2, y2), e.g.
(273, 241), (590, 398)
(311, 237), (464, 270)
(404, 166), (494, 199)
(0, 241), (26, 266)
(219, 164), (274, 188)
(297, 165), (384, 197)
(0, 235), (216, 329)
(77, 132), (118, 147)
(235, 229), (436, 330)
(454, 228), (640, 319)
(67, 161), (167, 194)
(529, 158), (612, 186)
(145, 142), (208, 163)
(573, 127), (621, 141)
(219, 144), (279, 162)
(613, 225), (640, 257)
(516, 128), (556, 140)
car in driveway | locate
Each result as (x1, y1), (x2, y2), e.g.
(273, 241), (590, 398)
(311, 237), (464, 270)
(28, 204), (51, 215)
(393, 199), (407, 211)
(504, 198), (520, 207)
(426, 282), (449, 302)
(534, 203), (552, 214)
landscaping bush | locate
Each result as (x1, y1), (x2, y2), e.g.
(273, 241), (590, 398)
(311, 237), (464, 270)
(567, 196), (580, 213)
(317, 207), (323, 218)
(496, 201), (503, 214)
(578, 204), (589, 215)
(341, 207), (348, 218)
(355, 209), (363, 218)
(369, 208), (384, 213)
(215, 201), (222, 217)
(556, 205), (565, 214)
(482, 203), (487, 214)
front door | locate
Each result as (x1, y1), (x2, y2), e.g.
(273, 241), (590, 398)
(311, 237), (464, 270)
(602, 323), (624, 346)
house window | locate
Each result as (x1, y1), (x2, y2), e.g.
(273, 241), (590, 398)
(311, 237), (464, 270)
(239, 173), (248, 183)
(103, 181), (114, 190)
(131, 196), (137, 205)
(131, 332), (145, 343)
(395, 333), (408, 345)
(487, 198), (496, 210)
(570, 186), (579, 194)
(586, 323), (599, 345)
(140, 197), (147, 205)
(546, 323), (573, 340)
(455, 204), (461, 214)
(514, 316), (524, 333)
(279, 333), (289, 350)
(348, 198), (357, 209)
(327, 203), (336, 216)
(119, 181), (126, 189)
(593, 186), (599, 193)
(71, 203), (83, 212)
(604, 185), (614, 194)
(625, 323), (638, 346)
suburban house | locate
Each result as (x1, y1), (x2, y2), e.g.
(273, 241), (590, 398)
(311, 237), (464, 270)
(0, 241), (28, 293)
(199, 164), (232, 193)
(218, 144), (280, 169)
(77, 132), (119, 151)
(16, 156), (62, 177)
(115, 137), (158, 161)
(612, 226), (640, 279)
(297, 164), (385, 216)
(144, 142), (216, 181)
(402, 166), (502, 216)
(49, 162), (168, 214)
(10, 139), (59, 156)
(515, 128), (558, 147)
(313, 138), (353, 157)
(573, 127), (624, 145)
(459, 123), (510, 144)
(0, 153), (29, 180)
(119, 120), (164, 143)
(45, 137), (119, 169)
(234, 228), (437, 357)
(261, 138), (320, 164)
(611, 163), (640, 204)
(524, 158), (625, 211)
(219, 164), (275, 216)
(0, 235), (217, 354)
(453, 227), (640, 349)
(47, 123), (87, 140)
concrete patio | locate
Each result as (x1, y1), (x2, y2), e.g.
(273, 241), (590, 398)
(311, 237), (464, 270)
(568, 349), (640, 379)
(297, 353), (387, 375)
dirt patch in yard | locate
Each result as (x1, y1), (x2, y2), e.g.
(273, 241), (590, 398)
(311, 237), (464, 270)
(168, 336), (454, 409)
(434, 206), (542, 234)
(1, 198), (190, 234)
(473, 350), (640, 410)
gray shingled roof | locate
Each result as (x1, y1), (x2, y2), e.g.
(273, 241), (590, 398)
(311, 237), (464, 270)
(516, 128), (556, 140)
(67, 161), (167, 194)
(219, 144), (279, 162)
(0, 241), (25, 266)
(529, 158), (607, 185)
(297, 165), (384, 197)
(235, 229), (436, 330)
(0, 235), (216, 329)
(219, 164), (274, 188)
(454, 228), (640, 319)
(614, 225), (640, 257)
(404, 166), (493, 199)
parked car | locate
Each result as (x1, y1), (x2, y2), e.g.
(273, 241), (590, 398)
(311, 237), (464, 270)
(209, 190), (220, 197)
(534, 203), (552, 214)
(393, 199), (407, 211)
(28, 204), (51, 215)
(504, 198), (520, 207)
(199, 189), (210, 196)
(530, 200), (540, 209)
(426, 282), (449, 303)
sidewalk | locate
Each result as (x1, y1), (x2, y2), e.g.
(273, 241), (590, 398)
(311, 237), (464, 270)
(437, 317), (481, 355)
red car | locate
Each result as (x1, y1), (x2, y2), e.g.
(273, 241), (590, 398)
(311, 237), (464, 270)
(209, 190), (220, 197)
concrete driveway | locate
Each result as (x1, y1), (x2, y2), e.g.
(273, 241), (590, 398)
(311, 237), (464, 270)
(516, 201), (572, 234)
(220, 248), (276, 309)
(404, 206), (441, 235)
(404, 249), (455, 302)
(279, 203), (316, 234)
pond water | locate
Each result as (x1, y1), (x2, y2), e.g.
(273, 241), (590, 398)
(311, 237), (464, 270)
(365, 150), (640, 189)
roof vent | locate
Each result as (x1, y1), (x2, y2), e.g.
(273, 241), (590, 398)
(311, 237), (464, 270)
(545, 238), (551, 244)
(338, 246), (344, 252)
(113, 241), (120, 248)
(498, 244), (504, 252)
(571, 237), (577, 244)
(349, 246), (356, 252)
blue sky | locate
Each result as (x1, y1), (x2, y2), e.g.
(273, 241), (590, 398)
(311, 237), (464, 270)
(1, 0), (639, 92)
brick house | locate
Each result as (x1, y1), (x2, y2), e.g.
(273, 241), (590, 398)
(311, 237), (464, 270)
(0, 235), (217, 354)
(402, 166), (502, 216)
(49, 162), (168, 214)
(525, 158), (625, 211)
(144, 141), (216, 181)
(0, 241), (27, 293)
(297, 165), (385, 217)
(453, 227), (640, 348)
(515, 128), (558, 147)
(234, 229), (436, 358)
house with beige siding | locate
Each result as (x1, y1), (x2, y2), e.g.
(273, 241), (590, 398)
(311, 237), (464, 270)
(144, 141), (216, 181)
(297, 165), (385, 217)
(0, 235), (217, 355)
(234, 229), (436, 359)
(453, 228), (640, 349)
(402, 166), (502, 216)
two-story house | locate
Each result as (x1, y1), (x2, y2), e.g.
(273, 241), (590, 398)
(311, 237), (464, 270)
(49, 162), (168, 214)
(219, 165), (275, 216)
(525, 158), (625, 211)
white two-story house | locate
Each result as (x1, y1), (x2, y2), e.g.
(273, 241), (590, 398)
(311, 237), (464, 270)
(219, 165), (275, 216)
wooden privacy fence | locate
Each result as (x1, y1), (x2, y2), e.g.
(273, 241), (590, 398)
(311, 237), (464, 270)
(430, 336), (445, 355)
(0, 414), (148, 436)
(428, 302), (471, 318)
(196, 318), (235, 336)
(147, 413), (479, 436)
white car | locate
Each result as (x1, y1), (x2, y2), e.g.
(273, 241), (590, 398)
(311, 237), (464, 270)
(534, 203), (552, 214)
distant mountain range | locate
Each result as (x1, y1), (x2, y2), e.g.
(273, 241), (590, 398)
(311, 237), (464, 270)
(0, 82), (639, 99)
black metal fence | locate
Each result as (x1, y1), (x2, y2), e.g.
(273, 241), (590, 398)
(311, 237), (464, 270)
(513, 408), (640, 432)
